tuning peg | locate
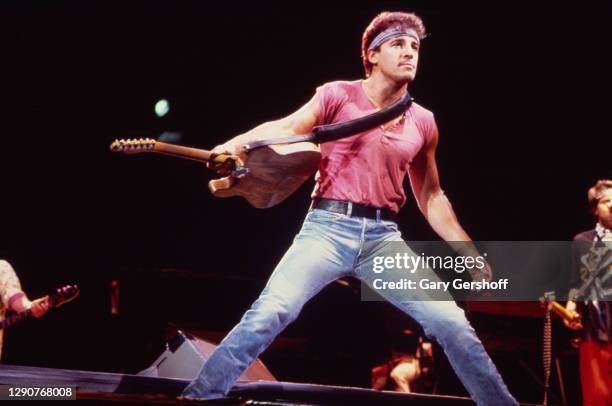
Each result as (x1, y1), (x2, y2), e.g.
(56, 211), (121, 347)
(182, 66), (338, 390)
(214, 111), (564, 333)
(110, 139), (125, 151)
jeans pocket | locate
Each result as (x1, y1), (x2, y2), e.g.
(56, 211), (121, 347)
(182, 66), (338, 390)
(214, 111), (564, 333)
(381, 220), (399, 232)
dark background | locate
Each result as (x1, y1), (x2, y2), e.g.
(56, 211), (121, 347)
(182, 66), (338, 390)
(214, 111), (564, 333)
(0, 1), (610, 403)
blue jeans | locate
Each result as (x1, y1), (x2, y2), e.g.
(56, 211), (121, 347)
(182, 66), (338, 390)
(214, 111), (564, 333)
(183, 208), (518, 405)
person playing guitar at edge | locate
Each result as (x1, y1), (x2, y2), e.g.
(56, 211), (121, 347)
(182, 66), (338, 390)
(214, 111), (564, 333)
(183, 11), (518, 405)
(566, 179), (612, 406)
(0, 259), (50, 360)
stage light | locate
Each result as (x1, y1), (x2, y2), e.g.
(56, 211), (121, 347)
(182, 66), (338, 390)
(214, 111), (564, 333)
(155, 99), (170, 117)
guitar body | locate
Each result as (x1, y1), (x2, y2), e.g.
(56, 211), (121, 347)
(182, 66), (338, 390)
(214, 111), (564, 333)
(209, 142), (321, 208)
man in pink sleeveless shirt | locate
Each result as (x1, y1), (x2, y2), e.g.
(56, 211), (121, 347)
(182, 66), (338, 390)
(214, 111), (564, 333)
(183, 12), (518, 405)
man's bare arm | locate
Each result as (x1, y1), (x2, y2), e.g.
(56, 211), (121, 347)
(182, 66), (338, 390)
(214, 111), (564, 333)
(214, 94), (320, 155)
(408, 128), (470, 241)
(408, 129), (492, 281)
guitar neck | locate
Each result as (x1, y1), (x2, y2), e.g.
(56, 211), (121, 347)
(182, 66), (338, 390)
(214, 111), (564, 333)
(153, 142), (216, 163)
(549, 301), (580, 322)
(1, 309), (32, 329)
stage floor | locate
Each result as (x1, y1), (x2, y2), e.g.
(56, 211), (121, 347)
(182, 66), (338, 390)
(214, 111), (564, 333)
(0, 364), (544, 405)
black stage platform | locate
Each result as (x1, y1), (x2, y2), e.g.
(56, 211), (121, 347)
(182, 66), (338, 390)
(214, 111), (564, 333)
(0, 364), (541, 405)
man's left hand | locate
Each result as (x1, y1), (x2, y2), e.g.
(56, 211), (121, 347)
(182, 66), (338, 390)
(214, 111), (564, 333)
(469, 260), (493, 283)
(30, 296), (50, 318)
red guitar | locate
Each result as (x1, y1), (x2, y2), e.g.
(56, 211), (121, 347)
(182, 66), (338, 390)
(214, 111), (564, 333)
(1, 285), (80, 329)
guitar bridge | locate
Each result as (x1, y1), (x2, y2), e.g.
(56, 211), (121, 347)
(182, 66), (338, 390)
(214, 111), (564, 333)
(232, 166), (250, 178)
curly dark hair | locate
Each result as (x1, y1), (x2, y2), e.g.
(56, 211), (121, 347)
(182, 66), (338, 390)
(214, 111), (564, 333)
(361, 12), (427, 77)
(588, 179), (612, 209)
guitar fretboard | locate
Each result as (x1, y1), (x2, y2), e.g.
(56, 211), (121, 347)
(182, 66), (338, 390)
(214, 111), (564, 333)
(154, 142), (216, 162)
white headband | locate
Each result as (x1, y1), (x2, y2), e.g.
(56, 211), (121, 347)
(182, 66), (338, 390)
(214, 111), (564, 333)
(368, 26), (420, 50)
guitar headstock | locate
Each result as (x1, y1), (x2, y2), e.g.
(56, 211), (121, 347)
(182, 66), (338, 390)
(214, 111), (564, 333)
(539, 291), (556, 305)
(110, 138), (157, 154)
(48, 285), (80, 308)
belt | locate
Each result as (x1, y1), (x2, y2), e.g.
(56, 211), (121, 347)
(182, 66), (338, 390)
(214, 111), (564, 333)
(311, 198), (397, 222)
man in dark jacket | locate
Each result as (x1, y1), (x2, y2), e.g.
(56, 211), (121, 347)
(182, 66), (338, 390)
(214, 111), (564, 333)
(566, 179), (612, 406)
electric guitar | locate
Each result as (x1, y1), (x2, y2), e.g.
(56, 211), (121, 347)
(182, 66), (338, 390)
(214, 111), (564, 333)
(110, 138), (320, 209)
(0, 285), (80, 330)
(539, 292), (582, 330)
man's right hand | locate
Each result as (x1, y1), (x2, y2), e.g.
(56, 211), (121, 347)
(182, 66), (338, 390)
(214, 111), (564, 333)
(207, 142), (242, 175)
(563, 300), (583, 330)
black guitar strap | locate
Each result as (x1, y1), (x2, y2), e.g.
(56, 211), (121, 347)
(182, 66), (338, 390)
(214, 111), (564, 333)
(244, 91), (413, 152)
